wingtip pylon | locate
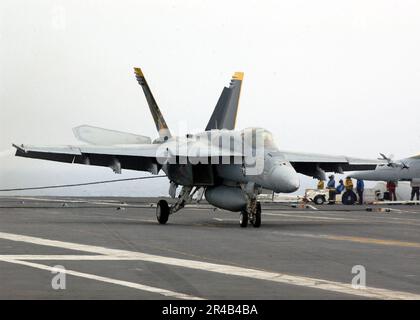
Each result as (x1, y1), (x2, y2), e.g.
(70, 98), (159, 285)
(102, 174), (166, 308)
(12, 143), (25, 153)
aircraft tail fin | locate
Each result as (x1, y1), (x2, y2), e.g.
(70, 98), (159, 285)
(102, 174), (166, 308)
(205, 72), (244, 131)
(134, 67), (171, 140)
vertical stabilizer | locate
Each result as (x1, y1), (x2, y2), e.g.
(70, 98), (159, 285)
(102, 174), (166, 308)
(134, 67), (171, 140)
(205, 72), (244, 131)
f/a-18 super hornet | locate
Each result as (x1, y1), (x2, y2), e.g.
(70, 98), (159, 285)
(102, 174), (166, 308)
(13, 68), (383, 228)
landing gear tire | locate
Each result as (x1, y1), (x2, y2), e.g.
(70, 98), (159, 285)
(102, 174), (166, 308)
(156, 200), (170, 224)
(342, 191), (357, 205)
(239, 211), (248, 228)
(251, 202), (262, 228)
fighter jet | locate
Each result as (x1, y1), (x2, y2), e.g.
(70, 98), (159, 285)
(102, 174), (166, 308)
(13, 68), (383, 228)
(351, 153), (420, 182)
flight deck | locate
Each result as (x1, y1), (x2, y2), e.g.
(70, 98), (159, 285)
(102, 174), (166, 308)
(1, 196), (420, 300)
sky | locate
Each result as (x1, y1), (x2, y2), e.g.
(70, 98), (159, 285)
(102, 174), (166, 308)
(1, 0), (420, 196)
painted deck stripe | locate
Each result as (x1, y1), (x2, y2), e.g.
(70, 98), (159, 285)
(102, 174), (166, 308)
(0, 255), (138, 260)
(5, 197), (154, 208)
(0, 257), (202, 300)
(11, 196), (122, 205)
(0, 231), (420, 299)
(279, 232), (420, 249)
(263, 212), (351, 221)
(268, 211), (420, 227)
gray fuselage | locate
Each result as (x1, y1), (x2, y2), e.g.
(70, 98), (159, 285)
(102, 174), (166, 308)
(351, 157), (420, 181)
(161, 128), (300, 194)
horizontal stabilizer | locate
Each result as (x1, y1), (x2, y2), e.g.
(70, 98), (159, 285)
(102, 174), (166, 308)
(73, 125), (151, 145)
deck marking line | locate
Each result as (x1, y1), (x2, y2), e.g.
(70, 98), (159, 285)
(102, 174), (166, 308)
(1, 231), (420, 299)
(280, 232), (420, 249)
(0, 257), (202, 300)
(263, 212), (351, 221)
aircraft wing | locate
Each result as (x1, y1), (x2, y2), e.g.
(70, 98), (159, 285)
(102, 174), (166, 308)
(73, 125), (151, 145)
(12, 140), (244, 174)
(13, 143), (163, 174)
(277, 150), (384, 177)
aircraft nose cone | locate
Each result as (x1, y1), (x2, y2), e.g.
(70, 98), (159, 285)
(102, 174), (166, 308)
(350, 171), (374, 180)
(270, 166), (300, 193)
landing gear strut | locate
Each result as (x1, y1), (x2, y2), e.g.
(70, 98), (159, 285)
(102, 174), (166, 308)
(238, 183), (263, 228)
(239, 199), (262, 228)
(250, 201), (261, 228)
(155, 186), (196, 225)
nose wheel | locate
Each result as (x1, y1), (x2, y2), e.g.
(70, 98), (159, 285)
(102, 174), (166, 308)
(239, 211), (248, 228)
(239, 200), (262, 228)
(250, 201), (261, 228)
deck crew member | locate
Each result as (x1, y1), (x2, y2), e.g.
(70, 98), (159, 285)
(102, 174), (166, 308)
(344, 177), (354, 191)
(387, 181), (397, 201)
(411, 180), (420, 202)
(327, 175), (336, 204)
(336, 180), (345, 194)
(356, 179), (365, 205)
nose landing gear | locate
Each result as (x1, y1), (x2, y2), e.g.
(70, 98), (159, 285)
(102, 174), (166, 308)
(250, 201), (262, 228)
(239, 199), (262, 228)
(239, 211), (248, 228)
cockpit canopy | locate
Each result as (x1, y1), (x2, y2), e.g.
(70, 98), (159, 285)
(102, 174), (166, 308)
(241, 127), (277, 149)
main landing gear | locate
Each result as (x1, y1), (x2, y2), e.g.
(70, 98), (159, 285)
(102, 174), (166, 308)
(155, 183), (263, 228)
(155, 185), (196, 225)
(156, 199), (170, 224)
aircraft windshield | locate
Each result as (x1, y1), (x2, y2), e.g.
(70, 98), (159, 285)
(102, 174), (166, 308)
(241, 128), (277, 149)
